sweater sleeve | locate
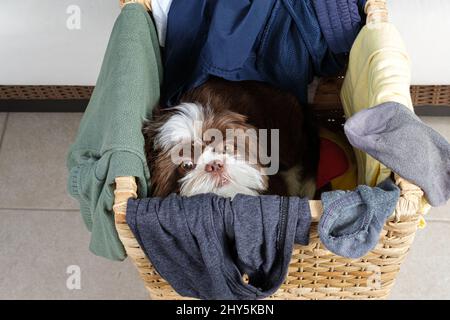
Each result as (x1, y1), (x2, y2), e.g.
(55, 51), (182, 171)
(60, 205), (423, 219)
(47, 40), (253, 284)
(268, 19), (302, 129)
(66, 3), (163, 261)
(340, 22), (412, 186)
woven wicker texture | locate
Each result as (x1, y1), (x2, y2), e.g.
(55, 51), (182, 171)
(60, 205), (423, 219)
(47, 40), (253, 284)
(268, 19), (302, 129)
(112, 0), (427, 300)
(313, 79), (450, 110)
(1, 84), (447, 108)
(0, 86), (93, 100)
(411, 85), (450, 106)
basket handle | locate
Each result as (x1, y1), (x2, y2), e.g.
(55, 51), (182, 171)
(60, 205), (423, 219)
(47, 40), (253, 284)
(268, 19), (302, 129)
(119, 0), (151, 11)
(113, 176), (138, 226)
(365, 0), (389, 24)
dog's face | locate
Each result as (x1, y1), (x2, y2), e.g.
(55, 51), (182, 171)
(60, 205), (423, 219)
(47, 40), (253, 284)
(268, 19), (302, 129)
(145, 103), (268, 198)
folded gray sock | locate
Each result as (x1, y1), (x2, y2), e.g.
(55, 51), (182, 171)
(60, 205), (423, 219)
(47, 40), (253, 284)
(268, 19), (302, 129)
(344, 102), (450, 207)
(319, 178), (400, 259)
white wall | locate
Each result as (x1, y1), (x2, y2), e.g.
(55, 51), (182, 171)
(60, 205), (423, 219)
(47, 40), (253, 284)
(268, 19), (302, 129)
(388, 0), (450, 85)
(0, 0), (120, 86)
(1, 0), (450, 86)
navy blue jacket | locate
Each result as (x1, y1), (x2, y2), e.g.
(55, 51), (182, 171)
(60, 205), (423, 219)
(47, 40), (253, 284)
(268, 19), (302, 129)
(163, 0), (365, 106)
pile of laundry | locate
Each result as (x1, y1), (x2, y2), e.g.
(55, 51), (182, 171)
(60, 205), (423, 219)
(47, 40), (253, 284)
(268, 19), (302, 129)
(155, 0), (366, 105)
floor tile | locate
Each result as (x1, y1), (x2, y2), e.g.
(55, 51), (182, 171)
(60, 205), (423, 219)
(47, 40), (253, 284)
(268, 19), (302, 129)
(421, 116), (450, 140)
(390, 221), (450, 299)
(426, 205), (450, 222)
(0, 113), (82, 210)
(0, 209), (149, 300)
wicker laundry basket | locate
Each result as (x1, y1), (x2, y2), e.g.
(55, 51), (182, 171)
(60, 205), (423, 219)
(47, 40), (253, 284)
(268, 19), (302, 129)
(113, 0), (428, 300)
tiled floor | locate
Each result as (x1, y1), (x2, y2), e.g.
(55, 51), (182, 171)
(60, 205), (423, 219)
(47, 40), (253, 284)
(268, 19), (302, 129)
(0, 113), (148, 300)
(0, 112), (448, 300)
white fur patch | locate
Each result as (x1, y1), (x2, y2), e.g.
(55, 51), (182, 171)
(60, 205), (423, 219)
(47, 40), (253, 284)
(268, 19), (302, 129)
(155, 102), (205, 151)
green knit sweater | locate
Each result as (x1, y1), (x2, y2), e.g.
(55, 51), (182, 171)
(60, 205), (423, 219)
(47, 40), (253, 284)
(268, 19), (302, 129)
(67, 4), (162, 260)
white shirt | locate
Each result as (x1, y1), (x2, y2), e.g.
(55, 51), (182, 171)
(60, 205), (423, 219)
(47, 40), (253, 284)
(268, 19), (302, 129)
(151, 0), (173, 47)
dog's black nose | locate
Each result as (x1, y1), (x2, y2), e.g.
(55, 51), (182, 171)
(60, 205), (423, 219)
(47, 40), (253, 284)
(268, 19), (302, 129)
(205, 160), (224, 173)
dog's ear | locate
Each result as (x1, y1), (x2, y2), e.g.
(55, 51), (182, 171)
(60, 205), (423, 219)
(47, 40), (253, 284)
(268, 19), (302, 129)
(143, 107), (181, 197)
(150, 149), (180, 197)
(142, 106), (166, 142)
(142, 105), (178, 162)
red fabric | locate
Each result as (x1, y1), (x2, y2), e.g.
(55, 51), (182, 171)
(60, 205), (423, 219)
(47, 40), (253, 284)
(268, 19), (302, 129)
(316, 138), (349, 189)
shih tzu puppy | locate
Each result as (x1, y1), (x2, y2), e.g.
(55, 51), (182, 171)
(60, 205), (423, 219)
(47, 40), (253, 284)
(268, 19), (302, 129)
(143, 78), (319, 199)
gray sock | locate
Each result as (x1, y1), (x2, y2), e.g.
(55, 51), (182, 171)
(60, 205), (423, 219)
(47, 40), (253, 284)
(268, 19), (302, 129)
(344, 102), (450, 207)
(319, 178), (400, 259)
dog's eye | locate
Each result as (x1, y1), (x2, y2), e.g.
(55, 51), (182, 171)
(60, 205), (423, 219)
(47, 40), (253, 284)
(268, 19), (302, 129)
(181, 160), (195, 171)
